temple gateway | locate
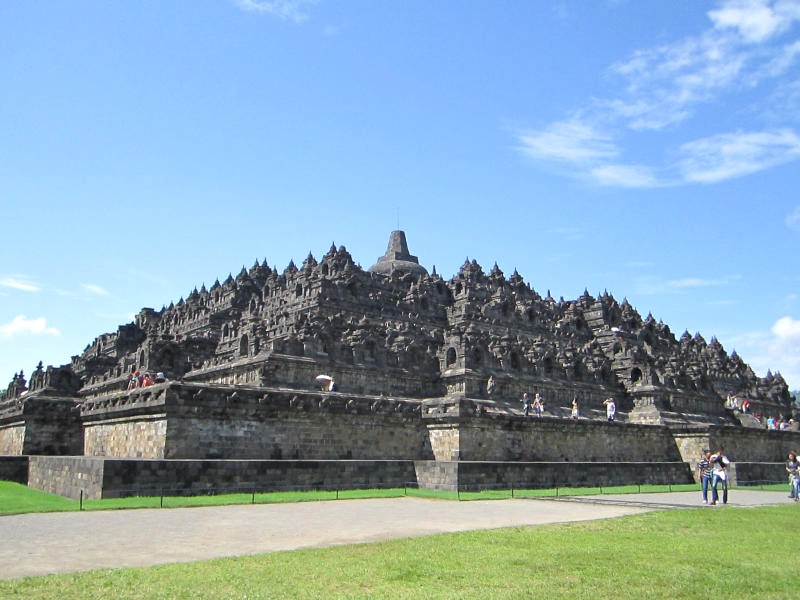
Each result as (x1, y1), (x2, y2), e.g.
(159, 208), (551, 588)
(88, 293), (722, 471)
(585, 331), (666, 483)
(0, 231), (796, 499)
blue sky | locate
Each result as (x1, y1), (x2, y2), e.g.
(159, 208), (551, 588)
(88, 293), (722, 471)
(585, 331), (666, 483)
(1, 0), (799, 390)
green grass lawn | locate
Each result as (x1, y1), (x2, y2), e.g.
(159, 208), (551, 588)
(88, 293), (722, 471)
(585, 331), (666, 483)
(0, 481), (413, 514)
(1, 504), (797, 599)
(0, 481), (78, 514)
(1, 480), (789, 515)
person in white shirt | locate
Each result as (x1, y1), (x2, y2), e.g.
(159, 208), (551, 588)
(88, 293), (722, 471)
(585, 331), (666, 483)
(603, 397), (616, 422)
(709, 448), (730, 505)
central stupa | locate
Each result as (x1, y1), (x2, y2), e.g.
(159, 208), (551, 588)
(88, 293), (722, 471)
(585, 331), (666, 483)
(368, 230), (428, 277)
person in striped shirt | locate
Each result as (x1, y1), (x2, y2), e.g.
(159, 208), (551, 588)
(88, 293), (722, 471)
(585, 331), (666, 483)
(696, 450), (713, 504)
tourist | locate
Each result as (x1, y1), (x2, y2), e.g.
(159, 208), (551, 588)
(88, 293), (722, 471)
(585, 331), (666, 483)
(521, 392), (531, 417)
(571, 397), (580, 420)
(155, 372), (166, 383)
(486, 375), (496, 398)
(328, 377), (336, 392)
(741, 399), (750, 413)
(767, 416), (776, 430)
(603, 397), (616, 422)
(141, 372), (154, 387)
(697, 449), (713, 504)
(786, 451), (799, 500)
(709, 448), (730, 505)
(125, 370), (137, 391)
(127, 370), (140, 390)
(533, 393), (544, 418)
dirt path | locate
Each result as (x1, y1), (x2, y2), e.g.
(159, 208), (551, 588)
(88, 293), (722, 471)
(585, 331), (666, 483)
(0, 490), (789, 580)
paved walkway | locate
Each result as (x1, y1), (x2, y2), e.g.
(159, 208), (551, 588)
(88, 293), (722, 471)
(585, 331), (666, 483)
(0, 490), (791, 580)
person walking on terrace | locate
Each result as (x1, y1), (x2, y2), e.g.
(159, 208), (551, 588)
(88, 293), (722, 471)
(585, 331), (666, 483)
(571, 397), (580, 420)
(533, 393), (544, 418)
(521, 392), (531, 417)
(603, 397), (616, 422)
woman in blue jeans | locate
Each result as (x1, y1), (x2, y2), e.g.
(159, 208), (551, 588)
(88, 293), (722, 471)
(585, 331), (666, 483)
(710, 449), (730, 505)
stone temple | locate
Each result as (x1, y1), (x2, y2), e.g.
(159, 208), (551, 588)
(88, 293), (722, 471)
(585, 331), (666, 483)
(0, 231), (796, 499)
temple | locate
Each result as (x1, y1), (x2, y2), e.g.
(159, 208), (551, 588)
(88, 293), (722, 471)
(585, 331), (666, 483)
(0, 231), (796, 498)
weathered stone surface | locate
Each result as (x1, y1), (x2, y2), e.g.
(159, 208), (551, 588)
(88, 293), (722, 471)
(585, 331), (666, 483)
(0, 456), (28, 483)
(0, 394), (82, 455)
(6, 230), (789, 423)
(2, 231), (797, 498)
(80, 382), (431, 461)
(29, 456), (420, 500)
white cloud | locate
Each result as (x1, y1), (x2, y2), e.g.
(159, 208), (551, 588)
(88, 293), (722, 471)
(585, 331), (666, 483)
(0, 276), (40, 292)
(765, 39), (800, 76)
(709, 0), (800, 43)
(636, 274), (741, 295)
(517, 119), (619, 164)
(731, 315), (800, 388)
(0, 316), (60, 340)
(678, 128), (800, 183)
(589, 164), (659, 188)
(608, 31), (746, 131)
(232, 0), (315, 22)
(515, 0), (800, 187)
(81, 283), (110, 297)
(786, 205), (800, 230)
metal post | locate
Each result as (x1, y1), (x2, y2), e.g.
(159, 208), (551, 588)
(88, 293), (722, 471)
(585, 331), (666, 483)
(80, 489), (83, 511)
(160, 489), (164, 508)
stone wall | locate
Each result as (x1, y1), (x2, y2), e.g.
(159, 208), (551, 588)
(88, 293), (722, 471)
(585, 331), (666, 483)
(165, 412), (429, 460)
(29, 456), (105, 500)
(732, 462), (788, 486)
(0, 425), (25, 455)
(422, 396), (684, 463)
(426, 424), (460, 460)
(671, 426), (800, 472)
(0, 456), (29, 483)
(81, 382), (433, 461)
(414, 460), (693, 490)
(84, 418), (168, 458)
(454, 417), (683, 462)
(185, 353), (444, 399)
(0, 396), (82, 455)
(27, 456), (419, 500)
(708, 427), (800, 462)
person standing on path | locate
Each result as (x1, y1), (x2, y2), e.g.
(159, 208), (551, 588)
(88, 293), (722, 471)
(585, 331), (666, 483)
(710, 448), (730, 505)
(786, 451), (799, 500)
(697, 449), (713, 504)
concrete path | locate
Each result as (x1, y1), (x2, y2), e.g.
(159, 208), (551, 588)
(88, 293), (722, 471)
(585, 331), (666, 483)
(0, 490), (791, 580)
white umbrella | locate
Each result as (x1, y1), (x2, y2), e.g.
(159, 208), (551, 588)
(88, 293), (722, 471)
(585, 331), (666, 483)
(315, 374), (333, 384)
